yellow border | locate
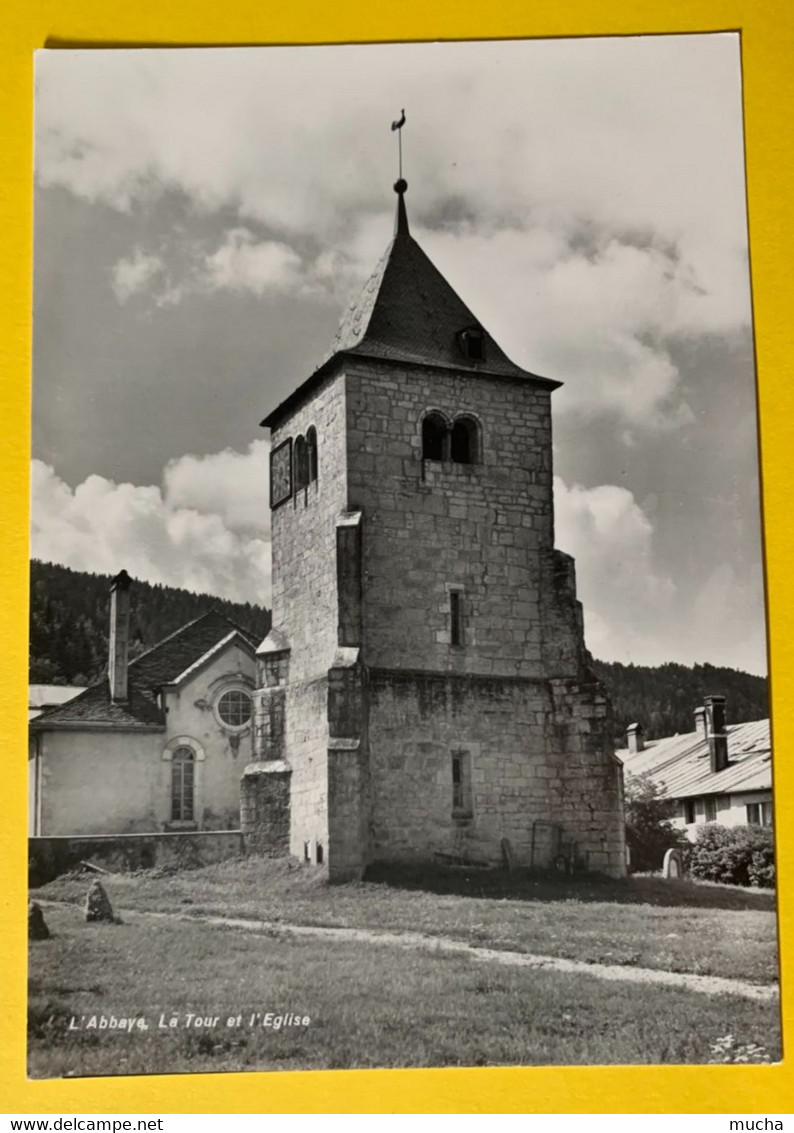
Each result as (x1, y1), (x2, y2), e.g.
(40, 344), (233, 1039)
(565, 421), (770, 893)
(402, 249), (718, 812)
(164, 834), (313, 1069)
(2, 0), (793, 1115)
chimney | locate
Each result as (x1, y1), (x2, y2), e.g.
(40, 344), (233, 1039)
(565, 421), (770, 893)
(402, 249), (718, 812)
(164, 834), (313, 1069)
(694, 706), (707, 737)
(109, 569), (132, 704)
(626, 723), (644, 754)
(705, 694), (728, 773)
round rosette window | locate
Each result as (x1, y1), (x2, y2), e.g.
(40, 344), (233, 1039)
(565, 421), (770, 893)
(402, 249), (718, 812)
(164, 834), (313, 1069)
(216, 687), (253, 730)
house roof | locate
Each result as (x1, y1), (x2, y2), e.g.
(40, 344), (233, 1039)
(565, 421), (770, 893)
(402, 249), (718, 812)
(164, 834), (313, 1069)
(617, 718), (772, 799)
(262, 186), (559, 427)
(29, 684), (86, 720)
(31, 611), (258, 732)
(128, 610), (257, 688)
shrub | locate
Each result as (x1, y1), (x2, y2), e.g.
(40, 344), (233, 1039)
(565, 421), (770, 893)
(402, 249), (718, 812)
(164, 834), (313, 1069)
(687, 824), (775, 888)
(624, 772), (688, 873)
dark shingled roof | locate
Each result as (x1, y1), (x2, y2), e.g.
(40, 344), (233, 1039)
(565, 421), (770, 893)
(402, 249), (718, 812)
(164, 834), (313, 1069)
(31, 611), (258, 732)
(129, 609), (257, 688)
(262, 189), (559, 427)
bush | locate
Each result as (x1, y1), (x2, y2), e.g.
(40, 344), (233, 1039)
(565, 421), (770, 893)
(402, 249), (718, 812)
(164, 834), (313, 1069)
(624, 772), (688, 873)
(687, 824), (775, 888)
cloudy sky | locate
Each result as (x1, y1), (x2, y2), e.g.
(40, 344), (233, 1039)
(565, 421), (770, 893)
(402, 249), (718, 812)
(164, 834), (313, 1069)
(32, 35), (767, 673)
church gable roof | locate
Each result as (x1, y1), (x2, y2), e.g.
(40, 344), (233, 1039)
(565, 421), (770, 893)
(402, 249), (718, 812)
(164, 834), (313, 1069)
(31, 611), (258, 732)
(129, 610), (257, 689)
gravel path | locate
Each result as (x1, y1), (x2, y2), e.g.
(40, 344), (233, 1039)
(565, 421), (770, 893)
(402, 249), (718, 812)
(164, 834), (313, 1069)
(138, 906), (779, 1002)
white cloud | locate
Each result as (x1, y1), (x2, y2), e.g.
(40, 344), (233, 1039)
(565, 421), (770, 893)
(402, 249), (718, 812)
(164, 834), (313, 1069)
(111, 248), (165, 303)
(163, 440), (269, 534)
(553, 476), (767, 672)
(31, 444), (271, 604)
(554, 476), (677, 663)
(36, 36), (751, 435)
(203, 228), (302, 295)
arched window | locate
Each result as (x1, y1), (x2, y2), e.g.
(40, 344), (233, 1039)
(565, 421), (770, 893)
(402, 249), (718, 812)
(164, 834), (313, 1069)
(422, 412), (449, 461)
(171, 746), (195, 822)
(451, 416), (480, 464)
(306, 426), (318, 484)
(294, 435), (309, 490)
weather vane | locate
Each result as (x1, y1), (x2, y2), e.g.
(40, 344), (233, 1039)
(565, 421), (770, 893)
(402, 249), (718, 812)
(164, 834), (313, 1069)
(391, 109), (406, 186)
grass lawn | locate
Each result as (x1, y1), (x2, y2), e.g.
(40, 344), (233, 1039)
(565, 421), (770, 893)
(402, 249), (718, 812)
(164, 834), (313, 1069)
(34, 857), (780, 985)
(28, 901), (781, 1078)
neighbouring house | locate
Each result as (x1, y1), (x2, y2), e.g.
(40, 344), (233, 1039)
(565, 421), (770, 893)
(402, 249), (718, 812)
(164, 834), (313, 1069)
(29, 684), (86, 722)
(29, 570), (257, 836)
(243, 177), (626, 881)
(617, 695), (772, 839)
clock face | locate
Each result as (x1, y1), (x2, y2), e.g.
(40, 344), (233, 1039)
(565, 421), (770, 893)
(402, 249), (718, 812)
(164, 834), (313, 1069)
(270, 439), (293, 508)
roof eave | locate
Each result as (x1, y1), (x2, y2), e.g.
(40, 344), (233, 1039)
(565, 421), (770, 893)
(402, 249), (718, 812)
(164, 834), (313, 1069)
(30, 720), (166, 734)
(261, 349), (561, 430)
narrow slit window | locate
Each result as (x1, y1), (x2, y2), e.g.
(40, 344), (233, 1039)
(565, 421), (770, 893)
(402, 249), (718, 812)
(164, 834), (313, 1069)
(451, 748), (472, 817)
(450, 590), (463, 646)
(452, 754), (464, 812)
(704, 797), (717, 823)
(683, 799), (695, 825)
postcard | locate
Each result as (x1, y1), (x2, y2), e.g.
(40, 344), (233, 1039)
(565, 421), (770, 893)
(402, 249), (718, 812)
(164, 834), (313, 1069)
(22, 32), (780, 1097)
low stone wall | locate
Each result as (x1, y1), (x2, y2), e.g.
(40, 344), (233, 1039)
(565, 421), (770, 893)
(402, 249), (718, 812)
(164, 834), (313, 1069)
(29, 830), (245, 887)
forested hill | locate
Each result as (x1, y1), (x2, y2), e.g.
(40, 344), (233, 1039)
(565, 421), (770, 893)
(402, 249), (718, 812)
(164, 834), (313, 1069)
(29, 562), (768, 739)
(592, 659), (768, 742)
(29, 560), (271, 686)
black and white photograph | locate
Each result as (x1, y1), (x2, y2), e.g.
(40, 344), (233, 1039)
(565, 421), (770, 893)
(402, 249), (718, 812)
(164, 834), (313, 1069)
(27, 34), (778, 1078)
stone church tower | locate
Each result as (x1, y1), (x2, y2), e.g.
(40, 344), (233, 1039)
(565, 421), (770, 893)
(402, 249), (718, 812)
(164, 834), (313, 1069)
(243, 180), (626, 881)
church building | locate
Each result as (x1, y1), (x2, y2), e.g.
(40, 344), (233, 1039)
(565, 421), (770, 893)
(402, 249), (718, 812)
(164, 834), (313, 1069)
(243, 177), (627, 881)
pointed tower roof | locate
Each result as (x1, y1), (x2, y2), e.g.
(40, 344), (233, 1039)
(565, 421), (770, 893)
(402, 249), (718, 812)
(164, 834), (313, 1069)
(262, 181), (558, 427)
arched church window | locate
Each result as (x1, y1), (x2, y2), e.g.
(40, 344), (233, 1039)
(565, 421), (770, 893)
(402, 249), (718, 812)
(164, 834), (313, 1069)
(451, 415), (480, 464)
(422, 412), (449, 461)
(171, 746), (195, 822)
(306, 426), (318, 484)
(294, 435), (310, 490)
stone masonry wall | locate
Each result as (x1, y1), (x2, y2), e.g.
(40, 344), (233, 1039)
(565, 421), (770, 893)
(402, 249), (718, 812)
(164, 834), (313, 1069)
(269, 371), (349, 684)
(240, 767), (291, 856)
(344, 361), (558, 678)
(285, 675), (330, 859)
(367, 669), (625, 876)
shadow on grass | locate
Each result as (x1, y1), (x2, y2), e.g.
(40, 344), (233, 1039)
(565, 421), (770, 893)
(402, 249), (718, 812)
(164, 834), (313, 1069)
(361, 862), (777, 911)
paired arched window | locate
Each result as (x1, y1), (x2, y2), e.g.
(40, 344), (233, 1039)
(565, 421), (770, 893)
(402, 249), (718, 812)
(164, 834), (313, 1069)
(171, 745), (195, 822)
(421, 412), (481, 465)
(293, 428), (319, 494)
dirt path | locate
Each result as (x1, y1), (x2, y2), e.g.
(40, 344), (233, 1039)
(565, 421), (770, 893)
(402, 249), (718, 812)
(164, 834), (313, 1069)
(41, 899), (776, 1002)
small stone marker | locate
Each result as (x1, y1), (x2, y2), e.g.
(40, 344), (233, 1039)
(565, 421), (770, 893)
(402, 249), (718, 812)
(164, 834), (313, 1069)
(28, 900), (50, 941)
(663, 847), (683, 880)
(501, 837), (515, 872)
(85, 879), (115, 923)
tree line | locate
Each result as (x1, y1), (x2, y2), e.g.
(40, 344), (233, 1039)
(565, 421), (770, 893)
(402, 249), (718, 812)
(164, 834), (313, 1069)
(29, 560), (271, 686)
(29, 560), (768, 739)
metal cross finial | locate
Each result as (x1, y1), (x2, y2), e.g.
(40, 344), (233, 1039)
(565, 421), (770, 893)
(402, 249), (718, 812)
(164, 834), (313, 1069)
(391, 109), (406, 182)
